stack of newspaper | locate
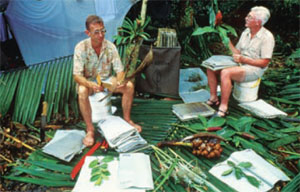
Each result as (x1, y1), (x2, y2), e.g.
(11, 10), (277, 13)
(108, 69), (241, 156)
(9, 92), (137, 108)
(201, 55), (239, 71)
(97, 116), (148, 153)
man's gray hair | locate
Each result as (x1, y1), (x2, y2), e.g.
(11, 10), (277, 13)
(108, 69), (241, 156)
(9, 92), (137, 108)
(251, 6), (270, 26)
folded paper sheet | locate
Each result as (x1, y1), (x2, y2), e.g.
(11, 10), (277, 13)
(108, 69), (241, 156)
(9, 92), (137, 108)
(42, 130), (86, 162)
(72, 156), (144, 192)
(118, 153), (154, 190)
(238, 99), (287, 119)
(209, 149), (290, 192)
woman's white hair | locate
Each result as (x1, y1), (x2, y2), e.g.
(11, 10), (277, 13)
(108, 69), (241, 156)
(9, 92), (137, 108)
(251, 6), (270, 25)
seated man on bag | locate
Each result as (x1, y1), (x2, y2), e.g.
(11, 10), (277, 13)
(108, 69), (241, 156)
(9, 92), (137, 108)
(73, 15), (142, 147)
(206, 6), (275, 117)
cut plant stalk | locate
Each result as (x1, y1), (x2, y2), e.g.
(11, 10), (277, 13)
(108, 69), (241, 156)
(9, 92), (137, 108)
(151, 145), (222, 192)
(0, 153), (12, 163)
(0, 130), (35, 151)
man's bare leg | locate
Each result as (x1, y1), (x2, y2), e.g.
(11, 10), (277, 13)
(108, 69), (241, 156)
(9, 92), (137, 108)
(218, 67), (245, 115)
(116, 81), (142, 132)
(207, 69), (220, 102)
(78, 85), (95, 147)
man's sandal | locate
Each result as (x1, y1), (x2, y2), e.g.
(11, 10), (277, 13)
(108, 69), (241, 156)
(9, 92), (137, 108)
(213, 109), (229, 118)
(206, 99), (220, 107)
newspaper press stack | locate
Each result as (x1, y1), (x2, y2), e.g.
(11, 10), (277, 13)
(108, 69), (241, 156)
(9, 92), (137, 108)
(97, 116), (147, 153)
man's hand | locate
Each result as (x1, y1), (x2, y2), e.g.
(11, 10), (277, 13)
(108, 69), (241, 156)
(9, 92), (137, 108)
(233, 54), (243, 64)
(89, 81), (104, 93)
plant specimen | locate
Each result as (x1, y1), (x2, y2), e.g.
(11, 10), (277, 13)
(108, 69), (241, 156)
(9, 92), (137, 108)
(222, 160), (260, 188)
(89, 156), (114, 186)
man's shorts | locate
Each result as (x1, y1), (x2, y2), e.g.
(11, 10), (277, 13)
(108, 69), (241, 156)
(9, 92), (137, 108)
(241, 64), (266, 82)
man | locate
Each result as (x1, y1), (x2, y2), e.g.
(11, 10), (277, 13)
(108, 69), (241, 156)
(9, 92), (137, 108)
(206, 6), (275, 117)
(73, 15), (142, 147)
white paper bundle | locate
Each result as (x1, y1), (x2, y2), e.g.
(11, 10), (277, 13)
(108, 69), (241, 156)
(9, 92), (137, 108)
(209, 149), (290, 192)
(42, 130), (86, 162)
(201, 55), (239, 71)
(239, 99), (287, 118)
(72, 156), (144, 192)
(118, 153), (154, 190)
(98, 116), (136, 148)
(98, 116), (148, 152)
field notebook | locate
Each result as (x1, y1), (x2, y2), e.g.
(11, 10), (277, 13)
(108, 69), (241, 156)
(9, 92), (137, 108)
(172, 102), (215, 121)
(201, 55), (240, 71)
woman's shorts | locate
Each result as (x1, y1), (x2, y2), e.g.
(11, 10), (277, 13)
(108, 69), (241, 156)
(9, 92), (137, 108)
(241, 64), (266, 82)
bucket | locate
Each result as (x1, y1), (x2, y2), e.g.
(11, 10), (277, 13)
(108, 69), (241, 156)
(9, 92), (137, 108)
(89, 92), (112, 123)
(233, 78), (261, 103)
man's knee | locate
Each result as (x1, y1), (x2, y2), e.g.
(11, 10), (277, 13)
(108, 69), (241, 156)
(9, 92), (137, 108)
(220, 69), (231, 80)
(124, 81), (134, 94)
(78, 85), (89, 99)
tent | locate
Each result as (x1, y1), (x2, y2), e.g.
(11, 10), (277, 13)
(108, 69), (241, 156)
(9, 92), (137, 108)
(5, 0), (138, 65)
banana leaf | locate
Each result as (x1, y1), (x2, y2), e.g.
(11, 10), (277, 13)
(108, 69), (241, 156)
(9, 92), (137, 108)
(14, 167), (71, 181)
(3, 176), (75, 187)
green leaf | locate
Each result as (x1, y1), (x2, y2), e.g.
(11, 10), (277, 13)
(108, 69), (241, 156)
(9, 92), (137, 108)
(14, 167), (70, 181)
(227, 160), (235, 167)
(89, 159), (99, 168)
(280, 126), (300, 133)
(267, 135), (298, 149)
(227, 118), (242, 132)
(245, 175), (260, 188)
(198, 115), (207, 127)
(285, 155), (300, 160)
(192, 26), (218, 36)
(24, 160), (72, 174)
(102, 170), (111, 176)
(90, 174), (101, 182)
(209, 7), (216, 27)
(189, 123), (205, 130)
(217, 128), (236, 139)
(141, 73), (146, 80)
(101, 156), (114, 163)
(217, 26), (229, 46)
(95, 177), (103, 186)
(234, 168), (243, 180)
(100, 163), (108, 169)
(221, 24), (237, 37)
(3, 176), (75, 187)
(91, 167), (101, 175)
(207, 116), (226, 127)
(221, 168), (233, 176)
(238, 162), (252, 168)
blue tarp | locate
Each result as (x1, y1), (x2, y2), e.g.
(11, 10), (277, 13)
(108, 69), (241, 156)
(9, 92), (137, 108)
(5, 0), (137, 65)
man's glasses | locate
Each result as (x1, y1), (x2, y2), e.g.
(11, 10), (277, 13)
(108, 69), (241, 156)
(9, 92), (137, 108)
(90, 28), (106, 35)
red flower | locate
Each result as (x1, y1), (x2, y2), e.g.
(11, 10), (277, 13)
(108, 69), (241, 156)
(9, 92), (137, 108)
(215, 10), (223, 26)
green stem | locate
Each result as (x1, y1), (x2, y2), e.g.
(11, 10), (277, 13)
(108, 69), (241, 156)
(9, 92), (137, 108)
(172, 123), (198, 133)
(153, 160), (177, 192)
(278, 150), (300, 156)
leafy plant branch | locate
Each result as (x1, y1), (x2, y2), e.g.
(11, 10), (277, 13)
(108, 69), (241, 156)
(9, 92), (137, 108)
(222, 160), (260, 188)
